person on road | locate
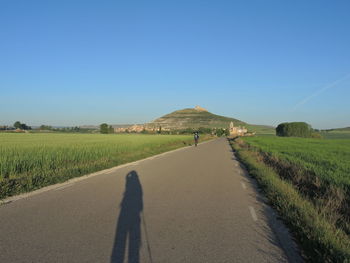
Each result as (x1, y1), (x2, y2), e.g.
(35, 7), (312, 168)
(194, 132), (199, 146)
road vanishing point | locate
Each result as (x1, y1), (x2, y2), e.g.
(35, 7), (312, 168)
(0, 138), (302, 263)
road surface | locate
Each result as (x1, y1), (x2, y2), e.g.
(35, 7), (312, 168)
(0, 138), (301, 262)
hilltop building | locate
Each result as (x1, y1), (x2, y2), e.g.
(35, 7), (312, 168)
(194, 105), (208, 112)
(229, 122), (247, 136)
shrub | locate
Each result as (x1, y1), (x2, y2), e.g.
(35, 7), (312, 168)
(311, 132), (323, 139)
(276, 122), (312, 137)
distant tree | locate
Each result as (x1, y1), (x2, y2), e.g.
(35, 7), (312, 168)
(276, 122), (312, 137)
(216, 128), (225, 137)
(100, 123), (109, 134)
(311, 132), (323, 139)
(158, 126), (162, 134)
(108, 125), (114, 134)
(13, 122), (31, 130)
(14, 121), (21, 129)
(178, 128), (194, 134)
(198, 127), (212, 134)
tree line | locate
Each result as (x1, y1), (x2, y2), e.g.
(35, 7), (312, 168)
(100, 123), (114, 134)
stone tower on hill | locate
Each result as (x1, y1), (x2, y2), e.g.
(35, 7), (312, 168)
(194, 105), (208, 112)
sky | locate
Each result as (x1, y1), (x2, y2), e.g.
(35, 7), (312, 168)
(1, 0), (349, 129)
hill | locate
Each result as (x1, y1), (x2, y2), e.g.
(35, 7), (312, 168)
(146, 106), (273, 133)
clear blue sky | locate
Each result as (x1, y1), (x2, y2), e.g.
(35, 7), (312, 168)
(1, 0), (349, 129)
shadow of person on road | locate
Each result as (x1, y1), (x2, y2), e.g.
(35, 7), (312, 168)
(111, 170), (143, 263)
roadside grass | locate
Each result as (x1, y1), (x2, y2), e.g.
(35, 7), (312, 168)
(0, 133), (208, 199)
(242, 136), (350, 230)
(230, 137), (350, 262)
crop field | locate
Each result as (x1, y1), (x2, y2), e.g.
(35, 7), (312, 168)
(232, 136), (350, 260)
(321, 130), (350, 139)
(242, 136), (350, 190)
(0, 133), (194, 199)
(242, 136), (350, 242)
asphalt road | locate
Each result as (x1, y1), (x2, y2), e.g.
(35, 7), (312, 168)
(0, 138), (301, 263)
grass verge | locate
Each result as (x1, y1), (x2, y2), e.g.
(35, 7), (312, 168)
(230, 138), (350, 262)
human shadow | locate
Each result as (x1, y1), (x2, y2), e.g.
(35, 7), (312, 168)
(111, 170), (143, 263)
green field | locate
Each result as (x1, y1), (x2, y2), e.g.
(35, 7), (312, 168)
(321, 130), (350, 139)
(0, 133), (195, 199)
(246, 124), (275, 135)
(243, 136), (350, 190)
(232, 136), (350, 261)
(242, 136), (350, 228)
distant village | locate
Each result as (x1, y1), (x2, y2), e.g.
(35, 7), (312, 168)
(114, 125), (170, 133)
(229, 122), (249, 136)
(114, 121), (252, 136)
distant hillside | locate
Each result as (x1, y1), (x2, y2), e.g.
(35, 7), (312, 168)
(146, 107), (244, 130)
(80, 106), (275, 134)
(146, 106), (273, 133)
(321, 127), (350, 139)
(324, 127), (350, 132)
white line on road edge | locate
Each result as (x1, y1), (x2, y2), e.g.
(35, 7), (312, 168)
(105, 169), (118, 174)
(54, 184), (74, 191)
(249, 206), (258, 221)
(241, 182), (247, 190)
(0, 138), (217, 206)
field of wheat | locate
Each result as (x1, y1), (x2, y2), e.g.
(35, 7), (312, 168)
(243, 136), (350, 189)
(232, 136), (350, 260)
(0, 133), (193, 199)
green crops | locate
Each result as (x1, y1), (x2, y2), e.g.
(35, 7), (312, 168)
(231, 140), (350, 262)
(0, 133), (193, 198)
(243, 136), (350, 190)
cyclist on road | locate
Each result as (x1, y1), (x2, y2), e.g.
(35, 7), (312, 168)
(194, 132), (199, 147)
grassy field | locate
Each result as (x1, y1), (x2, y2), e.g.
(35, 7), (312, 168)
(249, 128), (350, 138)
(246, 124), (275, 135)
(321, 130), (350, 139)
(243, 136), (350, 190)
(231, 136), (350, 261)
(0, 133), (196, 199)
(242, 136), (350, 232)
